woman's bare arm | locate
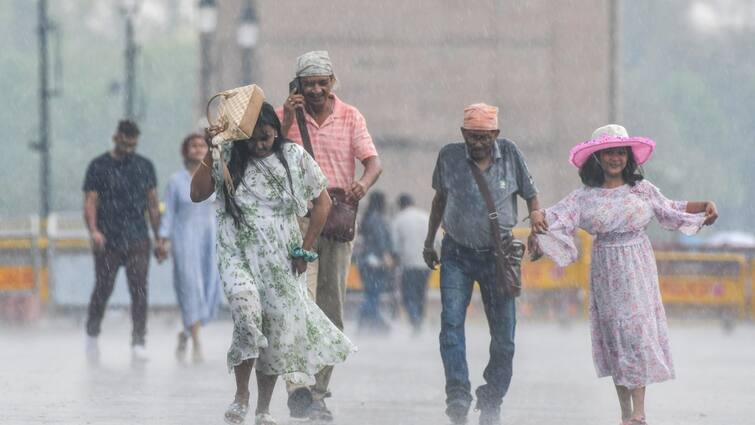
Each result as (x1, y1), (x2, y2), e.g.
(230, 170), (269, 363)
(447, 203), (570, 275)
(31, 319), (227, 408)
(302, 189), (332, 250)
(191, 149), (215, 202)
(686, 200), (719, 225)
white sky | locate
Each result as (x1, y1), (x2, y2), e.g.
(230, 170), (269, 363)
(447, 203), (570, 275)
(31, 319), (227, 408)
(689, 0), (755, 33)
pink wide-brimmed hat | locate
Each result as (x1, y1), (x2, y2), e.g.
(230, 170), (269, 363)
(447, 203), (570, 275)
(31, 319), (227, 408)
(569, 124), (655, 168)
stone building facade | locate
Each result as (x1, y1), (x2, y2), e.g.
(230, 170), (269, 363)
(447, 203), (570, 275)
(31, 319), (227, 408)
(207, 0), (620, 211)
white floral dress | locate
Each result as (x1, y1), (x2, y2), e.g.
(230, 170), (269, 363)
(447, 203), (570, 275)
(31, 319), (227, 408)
(213, 142), (356, 384)
(535, 180), (705, 388)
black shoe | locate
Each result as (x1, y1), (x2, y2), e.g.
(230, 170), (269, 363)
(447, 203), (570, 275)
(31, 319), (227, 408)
(446, 400), (469, 425)
(287, 387), (313, 419)
(478, 407), (501, 425)
(308, 399), (334, 422)
(474, 386), (501, 425)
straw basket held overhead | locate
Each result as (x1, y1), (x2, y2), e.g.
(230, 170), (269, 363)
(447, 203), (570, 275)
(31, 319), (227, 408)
(206, 84), (266, 194)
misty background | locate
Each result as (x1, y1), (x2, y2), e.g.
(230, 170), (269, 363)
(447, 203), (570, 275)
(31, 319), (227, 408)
(1, 0), (753, 231)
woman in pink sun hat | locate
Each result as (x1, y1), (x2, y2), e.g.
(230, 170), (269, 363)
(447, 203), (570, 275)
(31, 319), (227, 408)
(529, 124), (719, 425)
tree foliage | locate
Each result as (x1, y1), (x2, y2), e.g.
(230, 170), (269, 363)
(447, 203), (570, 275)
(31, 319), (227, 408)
(624, 0), (755, 230)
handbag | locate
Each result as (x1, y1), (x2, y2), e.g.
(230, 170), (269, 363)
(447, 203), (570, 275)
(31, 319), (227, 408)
(321, 188), (358, 242)
(293, 103), (358, 242)
(206, 84), (265, 144)
(468, 159), (525, 298)
(206, 84), (266, 194)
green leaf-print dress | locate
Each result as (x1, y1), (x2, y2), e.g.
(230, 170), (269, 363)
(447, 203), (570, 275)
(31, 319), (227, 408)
(213, 142), (356, 385)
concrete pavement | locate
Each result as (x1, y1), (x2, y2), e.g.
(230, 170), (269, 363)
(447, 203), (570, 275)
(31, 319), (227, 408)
(1, 307), (754, 425)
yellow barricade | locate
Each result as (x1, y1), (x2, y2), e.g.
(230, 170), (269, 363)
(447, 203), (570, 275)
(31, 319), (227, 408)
(346, 265), (441, 291)
(514, 228), (591, 292)
(346, 228), (591, 295)
(655, 251), (748, 317)
(0, 236), (84, 302)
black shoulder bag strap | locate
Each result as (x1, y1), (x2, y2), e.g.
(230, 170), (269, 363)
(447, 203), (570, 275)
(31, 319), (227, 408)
(295, 108), (315, 159)
(467, 160), (506, 254)
(290, 78), (315, 159)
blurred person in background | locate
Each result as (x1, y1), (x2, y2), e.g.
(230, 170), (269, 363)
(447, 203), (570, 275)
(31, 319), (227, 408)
(278, 50), (382, 421)
(530, 124), (719, 425)
(82, 119), (161, 363)
(391, 193), (434, 334)
(423, 103), (544, 425)
(156, 133), (221, 363)
(355, 190), (394, 333)
(191, 98), (355, 425)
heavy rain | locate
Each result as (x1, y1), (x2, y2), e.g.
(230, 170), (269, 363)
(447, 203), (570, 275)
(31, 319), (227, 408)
(1, 1), (754, 424)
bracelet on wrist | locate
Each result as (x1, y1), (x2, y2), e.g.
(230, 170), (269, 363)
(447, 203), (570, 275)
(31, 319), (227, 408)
(290, 246), (319, 263)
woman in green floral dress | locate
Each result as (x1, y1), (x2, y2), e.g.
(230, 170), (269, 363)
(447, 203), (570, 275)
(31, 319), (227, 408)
(191, 101), (355, 425)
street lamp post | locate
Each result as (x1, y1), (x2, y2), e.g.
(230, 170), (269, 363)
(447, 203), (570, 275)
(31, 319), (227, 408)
(37, 0), (51, 221)
(608, 0), (622, 123)
(122, 0), (139, 120)
(198, 0), (217, 111)
(237, 1), (259, 85)
(35, 0), (64, 298)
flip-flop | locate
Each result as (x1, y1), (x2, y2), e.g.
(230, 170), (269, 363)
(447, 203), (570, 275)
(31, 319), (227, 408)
(224, 401), (249, 425)
(254, 412), (277, 425)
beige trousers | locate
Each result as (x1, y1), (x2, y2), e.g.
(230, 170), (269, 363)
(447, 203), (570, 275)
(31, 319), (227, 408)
(288, 217), (354, 399)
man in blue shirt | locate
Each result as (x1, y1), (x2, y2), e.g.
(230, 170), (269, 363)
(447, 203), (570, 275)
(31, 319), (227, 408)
(423, 103), (547, 425)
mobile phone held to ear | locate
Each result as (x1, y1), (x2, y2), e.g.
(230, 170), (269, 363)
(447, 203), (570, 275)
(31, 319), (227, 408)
(289, 78), (301, 95)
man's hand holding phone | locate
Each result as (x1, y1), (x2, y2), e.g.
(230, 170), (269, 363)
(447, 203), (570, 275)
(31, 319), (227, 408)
(283, 80), (306, 124)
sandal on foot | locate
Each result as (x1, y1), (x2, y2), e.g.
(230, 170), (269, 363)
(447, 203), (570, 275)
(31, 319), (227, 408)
(224, 401), (249, 425)
(628, 417), (647, 425)
(254, 412), (277, 425)
(175, 332), (188, 361)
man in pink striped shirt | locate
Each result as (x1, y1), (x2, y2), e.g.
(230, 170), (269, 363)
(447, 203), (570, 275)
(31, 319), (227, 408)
(277, 50), (382, 422)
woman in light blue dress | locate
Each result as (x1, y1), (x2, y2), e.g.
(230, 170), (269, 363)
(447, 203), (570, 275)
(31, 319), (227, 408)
(158, 133), (221, 362)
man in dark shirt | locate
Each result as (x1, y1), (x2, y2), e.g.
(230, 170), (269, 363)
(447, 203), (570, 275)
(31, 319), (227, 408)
(82, 119), (161, 363)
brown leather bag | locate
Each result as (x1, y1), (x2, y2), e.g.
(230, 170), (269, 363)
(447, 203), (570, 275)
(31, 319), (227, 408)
(321, 188), (358, 242)
(494, 236), (525, 298)
(468, 159), (524, 298)
(292, 100), (358, 242)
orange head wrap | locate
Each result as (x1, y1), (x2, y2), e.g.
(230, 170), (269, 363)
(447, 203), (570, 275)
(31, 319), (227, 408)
(463, 103), (499, 131)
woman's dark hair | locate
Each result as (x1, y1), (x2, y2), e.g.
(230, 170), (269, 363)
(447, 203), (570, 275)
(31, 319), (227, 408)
(578, 146), (644, 188)
(359, 191), (387, 234)
(223, 102), (291, 227)
(363, 191), (386, 217)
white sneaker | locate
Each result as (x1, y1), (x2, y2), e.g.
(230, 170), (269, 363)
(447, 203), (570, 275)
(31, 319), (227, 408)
(131, 344), (150, 362)
(86, 335), (100, 364)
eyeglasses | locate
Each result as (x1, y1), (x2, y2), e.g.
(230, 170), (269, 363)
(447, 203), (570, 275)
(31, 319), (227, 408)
(463, 132), (496, 143)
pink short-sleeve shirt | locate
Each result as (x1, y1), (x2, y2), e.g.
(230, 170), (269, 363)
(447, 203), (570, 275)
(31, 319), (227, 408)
(276, 95), (378, 190)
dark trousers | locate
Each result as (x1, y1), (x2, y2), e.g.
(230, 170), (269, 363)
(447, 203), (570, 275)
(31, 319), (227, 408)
(86, 240), (150, 346)
(439, 236), (516, 412)
(400, 268), (430, 329)
(358, 265), (390, 329)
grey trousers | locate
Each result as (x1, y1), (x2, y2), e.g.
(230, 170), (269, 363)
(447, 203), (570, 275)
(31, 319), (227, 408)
(289, 217), (354, 399)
